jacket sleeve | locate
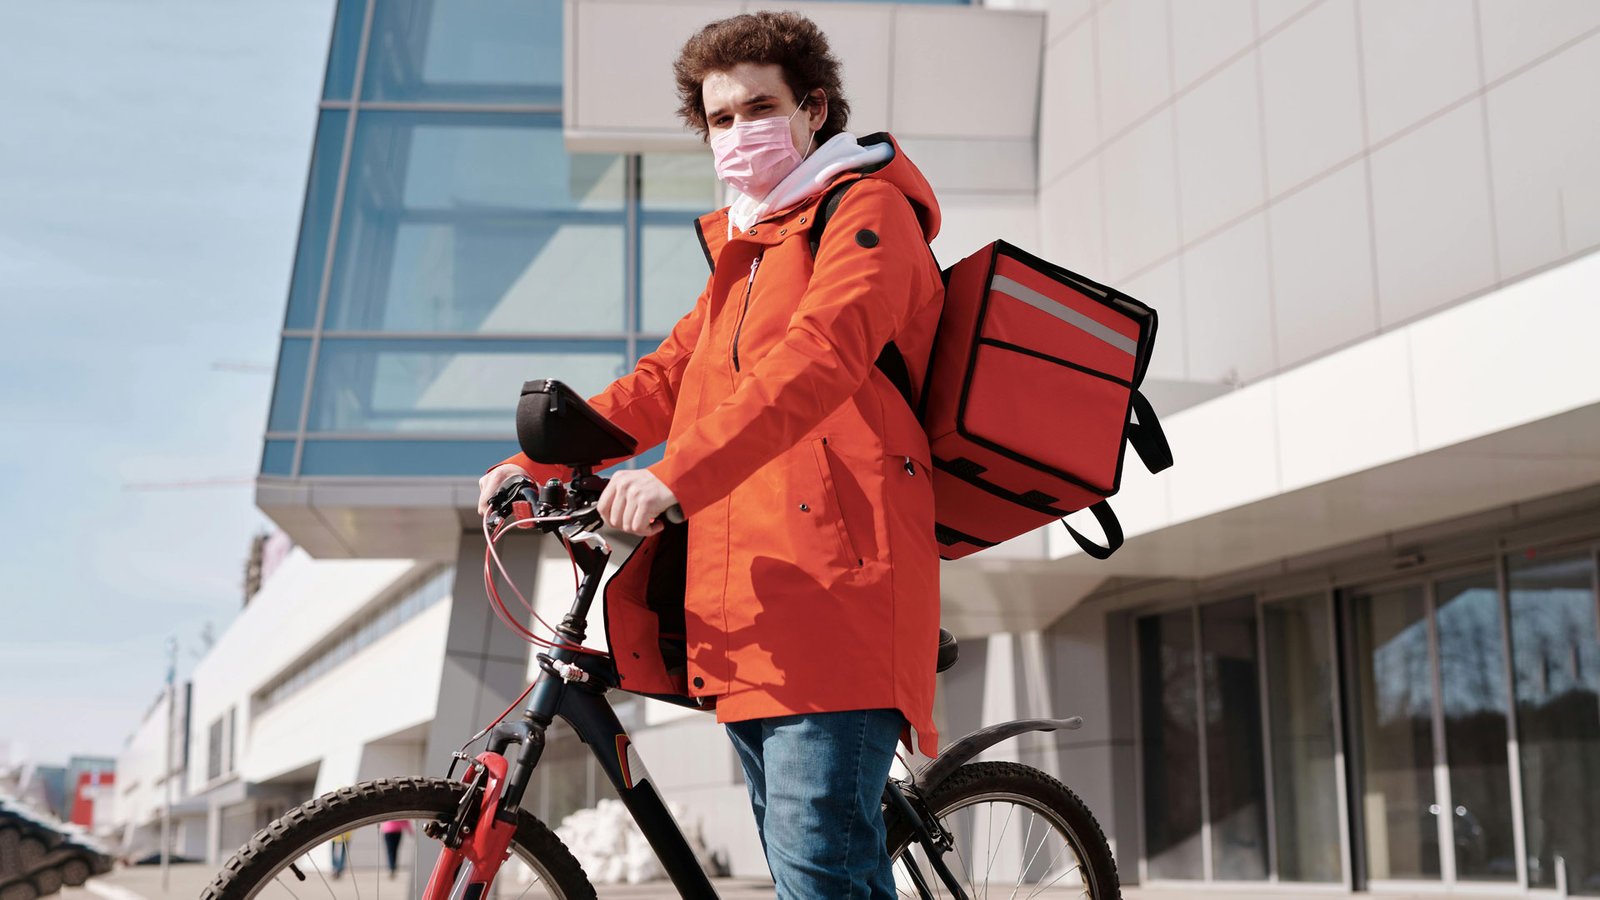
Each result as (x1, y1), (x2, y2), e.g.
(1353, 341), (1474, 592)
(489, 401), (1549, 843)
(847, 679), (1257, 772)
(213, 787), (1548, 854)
(493, 273), (712, 481)
(648, 180), (936, 516)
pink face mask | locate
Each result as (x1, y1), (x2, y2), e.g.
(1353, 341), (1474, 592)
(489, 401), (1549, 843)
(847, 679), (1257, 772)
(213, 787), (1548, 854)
(710, 99), (814, 200)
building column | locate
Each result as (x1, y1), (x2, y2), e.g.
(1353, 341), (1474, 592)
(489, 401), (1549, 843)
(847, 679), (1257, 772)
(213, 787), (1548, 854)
(422, 530), (543, 776)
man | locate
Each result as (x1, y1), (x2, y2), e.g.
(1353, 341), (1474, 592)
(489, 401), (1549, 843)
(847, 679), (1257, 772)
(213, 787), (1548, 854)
(479, 12), (944, 897)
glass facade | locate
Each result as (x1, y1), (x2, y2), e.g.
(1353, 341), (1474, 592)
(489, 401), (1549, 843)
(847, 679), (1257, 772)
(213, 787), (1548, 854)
(1263, 594), (1342, 882)
(1136, 542), (1600, 893)
(1137, 609), (1203, 879)
(264, 0), (717, 479)
(1510, 553), (1600, 892)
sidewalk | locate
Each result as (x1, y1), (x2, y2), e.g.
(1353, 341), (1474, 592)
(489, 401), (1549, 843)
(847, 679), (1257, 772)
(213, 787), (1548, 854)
(73, 862), (1508, 899)
(59, 862), (781, 899)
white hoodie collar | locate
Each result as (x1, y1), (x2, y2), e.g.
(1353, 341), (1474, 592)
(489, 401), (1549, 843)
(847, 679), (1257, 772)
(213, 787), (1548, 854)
(726, 132), (894, 237)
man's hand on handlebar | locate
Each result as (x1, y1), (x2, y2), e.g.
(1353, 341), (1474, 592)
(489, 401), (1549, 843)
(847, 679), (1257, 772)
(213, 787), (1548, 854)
(599, 470), (681, 536)
(478, 464), (529, 516)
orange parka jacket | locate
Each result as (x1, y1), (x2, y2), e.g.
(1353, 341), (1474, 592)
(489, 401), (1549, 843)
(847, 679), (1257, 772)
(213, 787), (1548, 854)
(500, 132), (944, 755)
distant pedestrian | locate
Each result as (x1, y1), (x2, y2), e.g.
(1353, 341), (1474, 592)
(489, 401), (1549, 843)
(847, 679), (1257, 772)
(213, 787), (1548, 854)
(329, 831), (351, 878)
(379, 819), (412, 878)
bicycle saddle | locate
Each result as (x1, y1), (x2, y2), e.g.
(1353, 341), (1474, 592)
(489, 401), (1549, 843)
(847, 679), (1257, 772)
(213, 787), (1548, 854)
(937, 628), (958, 673)
(516, 379), (638, 467)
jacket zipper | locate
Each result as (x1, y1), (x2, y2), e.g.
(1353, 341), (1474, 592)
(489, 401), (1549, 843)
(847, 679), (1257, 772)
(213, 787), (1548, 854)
(731, 252), (763, 371)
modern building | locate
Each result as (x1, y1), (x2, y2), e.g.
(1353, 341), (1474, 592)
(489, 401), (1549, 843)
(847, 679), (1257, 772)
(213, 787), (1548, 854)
(115, 683), (202, 859)
(246, 0), (1600, 894)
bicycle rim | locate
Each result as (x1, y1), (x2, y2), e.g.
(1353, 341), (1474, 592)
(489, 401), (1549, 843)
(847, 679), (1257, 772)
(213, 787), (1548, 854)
(892, 790), (1098, 899)
(227, 809), (568, 900)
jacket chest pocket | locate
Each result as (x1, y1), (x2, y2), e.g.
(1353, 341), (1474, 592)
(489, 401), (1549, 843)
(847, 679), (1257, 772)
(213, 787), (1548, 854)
(803, 437), (868, 572)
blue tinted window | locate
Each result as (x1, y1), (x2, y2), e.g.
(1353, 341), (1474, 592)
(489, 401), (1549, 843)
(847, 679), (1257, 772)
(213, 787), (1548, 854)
(267, 338), (313, 432)
(321, 112), (627, 335)
(640, 155), (718, 334)
(307, 338), (628, 433)
(361, 0), (562, 104)
(284, 110), (349, 330)
(300, 439), (523, 476)
(261, 440), (297, 476)
(321, 0), (366, 100)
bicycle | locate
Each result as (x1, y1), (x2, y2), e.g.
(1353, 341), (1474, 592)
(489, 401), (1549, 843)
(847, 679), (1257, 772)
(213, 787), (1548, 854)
(203, 382), (1120, 899)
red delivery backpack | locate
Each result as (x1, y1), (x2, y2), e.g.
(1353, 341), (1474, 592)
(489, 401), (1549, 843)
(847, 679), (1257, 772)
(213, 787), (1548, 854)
(813, 183), (1174, 560)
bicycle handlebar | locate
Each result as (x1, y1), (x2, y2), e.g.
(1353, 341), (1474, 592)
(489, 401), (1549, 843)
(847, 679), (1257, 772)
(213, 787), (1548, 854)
(484, 473), (683, 534)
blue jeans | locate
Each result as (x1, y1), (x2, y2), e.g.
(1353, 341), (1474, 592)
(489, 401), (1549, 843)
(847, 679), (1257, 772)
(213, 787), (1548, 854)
(725, 708), (903, 900)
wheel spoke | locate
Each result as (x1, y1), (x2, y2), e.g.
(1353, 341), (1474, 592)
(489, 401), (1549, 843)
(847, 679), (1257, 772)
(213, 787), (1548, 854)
(1021, 844), (1074, 899)
(1022, 858), (1082, 899)
(984, 800), (1017, 894)
(303, 849), (337, 899)
(890, 775), (1109, 900)
(513, 865), (546, 900)
(350, 837), (363, 900)
(274, 872), (304, 900)
(1009, 810), (1037, 897)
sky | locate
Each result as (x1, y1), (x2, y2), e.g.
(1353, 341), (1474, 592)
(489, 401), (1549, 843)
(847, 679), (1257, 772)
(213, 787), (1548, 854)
(0, 0), (336, 764)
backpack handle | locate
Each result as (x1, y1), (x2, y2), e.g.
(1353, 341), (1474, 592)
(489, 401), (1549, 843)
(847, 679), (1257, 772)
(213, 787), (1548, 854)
(1062, 500), (1124, 560)
(1127, 390), (1173, 474)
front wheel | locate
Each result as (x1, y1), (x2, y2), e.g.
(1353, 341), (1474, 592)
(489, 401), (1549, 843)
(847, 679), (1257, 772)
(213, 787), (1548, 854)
(887, 761), (1120, 899)
(202, 777), (594, 900)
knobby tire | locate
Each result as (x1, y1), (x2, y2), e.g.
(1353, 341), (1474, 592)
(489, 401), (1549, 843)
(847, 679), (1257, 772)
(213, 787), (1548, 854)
(200, 777), (594, 900)
(886, 761), (1121, 899)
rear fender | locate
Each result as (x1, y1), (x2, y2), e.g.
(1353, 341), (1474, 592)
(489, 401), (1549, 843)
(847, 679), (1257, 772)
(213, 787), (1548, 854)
(911, 717), (1083, 794)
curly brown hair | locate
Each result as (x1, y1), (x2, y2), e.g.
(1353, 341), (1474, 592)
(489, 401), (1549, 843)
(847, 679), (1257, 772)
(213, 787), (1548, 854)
(673, 11), (851, 143)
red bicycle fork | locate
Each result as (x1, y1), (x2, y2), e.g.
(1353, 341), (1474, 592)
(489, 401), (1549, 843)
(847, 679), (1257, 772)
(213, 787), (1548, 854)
(422, 752), (519, 900)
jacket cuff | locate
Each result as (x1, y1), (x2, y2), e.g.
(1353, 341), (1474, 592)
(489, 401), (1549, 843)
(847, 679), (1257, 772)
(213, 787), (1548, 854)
(647, 455), (719, 519)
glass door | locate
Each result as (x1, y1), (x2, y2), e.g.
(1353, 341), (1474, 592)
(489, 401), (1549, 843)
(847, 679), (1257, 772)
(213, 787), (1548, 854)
(1345, 584), (1443, 884)
(1507, 551), (1600, 894)
(1344, 571), (1521, 889)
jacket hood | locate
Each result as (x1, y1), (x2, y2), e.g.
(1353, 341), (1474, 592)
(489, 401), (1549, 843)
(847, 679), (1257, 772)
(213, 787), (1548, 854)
(851, 132), (941, 243)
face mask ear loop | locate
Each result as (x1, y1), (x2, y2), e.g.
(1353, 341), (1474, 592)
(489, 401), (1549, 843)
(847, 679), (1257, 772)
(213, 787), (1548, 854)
(798, 92), (820, 159)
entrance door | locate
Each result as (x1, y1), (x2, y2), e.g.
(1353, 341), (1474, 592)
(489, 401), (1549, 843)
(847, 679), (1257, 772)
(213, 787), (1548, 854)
(1344, 571), (1519, 889)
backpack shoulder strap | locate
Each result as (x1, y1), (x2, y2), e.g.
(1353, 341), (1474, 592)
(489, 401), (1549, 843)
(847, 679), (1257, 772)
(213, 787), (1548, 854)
(807, 177), (917, 411)
(808, 178), (858, 258)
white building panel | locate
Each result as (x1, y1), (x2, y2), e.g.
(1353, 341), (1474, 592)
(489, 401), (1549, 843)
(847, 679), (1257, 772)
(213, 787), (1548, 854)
(1042, 247), (1600, 581)
(1101, 107), (1179, 280)
(930, 193), (1040, 265)
(566, 1), (729, 141)
(1256, 0), (1323, 37)
(1038, 20), (1098, 181)
(1477, 0), (1600, 82)
(1267, 159), (1378, 367)
(1170, 0), (1255, 94)
(1038, 159), (1106, 281)
(1409, 249), (1600, 452)
(889, 7), (1042, 140)
(1358, 0), (1480, 145)
(247, 601), (449, 784)
(1181, 213), (1276, 384)
(1258, 0), (1365, 198)
(185, 550), (423, 794)
(1093, 0), (1171, 139)
(1369, 99), (1498, 327)
(1274, 328), (1417, 492)
(1485, 30), (1600, 280)
(1173, 52), (1264, 243)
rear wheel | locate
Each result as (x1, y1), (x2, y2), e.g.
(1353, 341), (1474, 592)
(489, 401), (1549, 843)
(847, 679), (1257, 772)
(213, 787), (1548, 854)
(201, 777), (594, 900)
(886, 762), (1120, 899)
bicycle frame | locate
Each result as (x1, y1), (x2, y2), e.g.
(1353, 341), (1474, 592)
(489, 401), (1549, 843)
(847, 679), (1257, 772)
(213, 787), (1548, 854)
(429, 483), (979, 900)
(425, 520), (726, 899)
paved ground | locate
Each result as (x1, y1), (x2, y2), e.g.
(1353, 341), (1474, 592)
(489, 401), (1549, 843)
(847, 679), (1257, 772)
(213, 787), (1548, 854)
(60, 863), (782, 899)
(57, 862), (1532, 899)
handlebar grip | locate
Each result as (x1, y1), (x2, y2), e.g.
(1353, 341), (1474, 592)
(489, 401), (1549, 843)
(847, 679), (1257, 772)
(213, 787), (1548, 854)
(661, 505), (686, 525)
